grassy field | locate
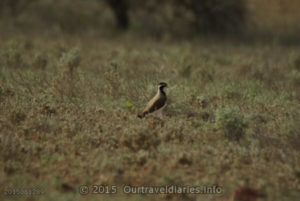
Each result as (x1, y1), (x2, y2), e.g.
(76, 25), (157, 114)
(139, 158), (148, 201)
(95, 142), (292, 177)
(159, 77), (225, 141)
(0, 1), (300, 200)
(0, 33), (300, 201)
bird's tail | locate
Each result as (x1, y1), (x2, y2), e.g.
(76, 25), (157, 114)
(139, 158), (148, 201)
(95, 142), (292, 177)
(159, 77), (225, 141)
(137, 112), (146, 118)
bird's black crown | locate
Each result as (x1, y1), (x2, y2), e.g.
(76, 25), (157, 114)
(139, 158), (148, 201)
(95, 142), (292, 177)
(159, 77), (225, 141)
(158, 82), (168, 88)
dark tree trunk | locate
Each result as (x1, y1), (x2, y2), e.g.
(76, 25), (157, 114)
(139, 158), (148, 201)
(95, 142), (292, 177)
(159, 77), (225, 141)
(106, 0), (129, 30)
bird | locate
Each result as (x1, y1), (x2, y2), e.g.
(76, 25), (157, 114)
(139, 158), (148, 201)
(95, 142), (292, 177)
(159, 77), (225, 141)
(138, 82), (168, 118)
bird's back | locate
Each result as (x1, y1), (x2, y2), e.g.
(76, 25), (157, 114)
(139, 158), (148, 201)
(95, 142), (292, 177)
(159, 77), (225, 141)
(138, 92), (166, 118)
(144, 93), (166, 114)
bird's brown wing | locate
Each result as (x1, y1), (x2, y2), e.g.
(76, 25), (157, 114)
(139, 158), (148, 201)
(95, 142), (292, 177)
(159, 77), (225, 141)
(142, 94), (166, 115)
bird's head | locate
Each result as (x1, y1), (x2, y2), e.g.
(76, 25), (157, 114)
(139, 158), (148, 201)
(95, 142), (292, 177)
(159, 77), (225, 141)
(158, 82), (168, 93)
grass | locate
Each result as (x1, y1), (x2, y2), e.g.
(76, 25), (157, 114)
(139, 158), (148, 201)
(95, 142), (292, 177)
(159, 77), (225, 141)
(0, 34), (300, 201)
(1, 1), (300, 200)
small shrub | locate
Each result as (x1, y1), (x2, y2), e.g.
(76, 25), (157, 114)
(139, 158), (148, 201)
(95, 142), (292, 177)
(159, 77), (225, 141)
(104, 62), (123, 98)
(10, 111), (26, 124)
(294, 55), (300, 71)
(0, 47), (26, 68)
(59, 47), (81, 75)
(216, 107), (247, 141)
(199, 68), (215, 82)
(199, 111), (212, 122)
(223, 84), (242, 100)
(0, 87), (14, 102)
(288, 70), (300, 87)
(179, 65), (192, 78)
(53, 48), (81, 98)
(32, 53), (48, 69)
(133, 150), (149, 166)
(177, 153), (193, 166)
(163, 126), (184, 143)
(196, 95), (209, 108)
(121, 129), (160, 151)
(124, 100), (135, 111)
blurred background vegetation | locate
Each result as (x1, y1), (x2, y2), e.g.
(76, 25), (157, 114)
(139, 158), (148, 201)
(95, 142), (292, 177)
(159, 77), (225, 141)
(0, 0), (300, 43)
